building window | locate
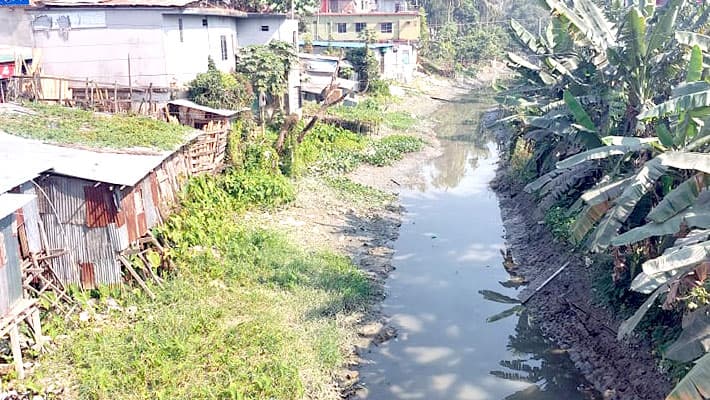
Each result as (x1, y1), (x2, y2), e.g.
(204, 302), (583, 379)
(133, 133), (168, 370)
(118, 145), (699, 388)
(355, 22), (366, 32)
(337, 23), (347, 33)
(220, 35), (228, 60)
(178, 18), (183, 42)
(380, 22), (393, 33)
(261, 25), (270, 31)
(202, 18), (208, 27)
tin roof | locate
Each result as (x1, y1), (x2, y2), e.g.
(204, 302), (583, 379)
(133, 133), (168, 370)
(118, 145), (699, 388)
(0, 194), (35, 220)
(168, 99), (247, 117)
(35, 0), (199, 7)
(0, 159), (53, 194)
(0, 131), (179, 187)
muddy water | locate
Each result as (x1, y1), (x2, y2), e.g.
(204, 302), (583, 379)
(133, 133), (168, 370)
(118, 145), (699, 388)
(358, 95), (599, 400)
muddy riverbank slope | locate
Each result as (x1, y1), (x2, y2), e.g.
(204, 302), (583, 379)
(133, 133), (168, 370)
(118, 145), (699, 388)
(489, 111), (672, 400)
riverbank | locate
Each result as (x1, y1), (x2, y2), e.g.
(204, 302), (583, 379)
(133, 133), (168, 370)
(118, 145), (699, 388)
(247, 74), (473, 398)
(489, 112), (672, 400)
(9, 75), (467, 400)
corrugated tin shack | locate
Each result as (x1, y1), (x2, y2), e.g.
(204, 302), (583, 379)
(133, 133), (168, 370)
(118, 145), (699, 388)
(0, 164), (52, 314)
(0, 128), (223, 289)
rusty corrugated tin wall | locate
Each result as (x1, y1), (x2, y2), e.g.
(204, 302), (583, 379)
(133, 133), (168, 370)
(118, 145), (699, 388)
(37, 175), (126, 288)
(0, 214), (23, 315)
(36, 129), (226, 288)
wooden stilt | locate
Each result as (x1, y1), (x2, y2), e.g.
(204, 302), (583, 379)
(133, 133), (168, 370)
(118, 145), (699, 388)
(9, 325), (24, 379)
(118, 255), (155, 300)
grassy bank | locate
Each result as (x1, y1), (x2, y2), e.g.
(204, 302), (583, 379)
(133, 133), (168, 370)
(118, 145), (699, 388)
(27, 115), (425, 399)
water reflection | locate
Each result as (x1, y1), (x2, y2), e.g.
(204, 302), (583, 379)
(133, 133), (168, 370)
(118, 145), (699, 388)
(412, 95), (497, 192)
(492, 311), (602, 400)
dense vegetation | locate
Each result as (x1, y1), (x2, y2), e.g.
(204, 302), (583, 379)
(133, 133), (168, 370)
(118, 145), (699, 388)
(498, 1), (710, 397)
(420, 0), (545, 74)
(30, 95), (424, 398)
(0, 103), (190, 150)
(187, 57), (254, 110)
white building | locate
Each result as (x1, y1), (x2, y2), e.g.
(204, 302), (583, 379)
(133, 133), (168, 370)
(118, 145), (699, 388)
(0, 1), (298, 88)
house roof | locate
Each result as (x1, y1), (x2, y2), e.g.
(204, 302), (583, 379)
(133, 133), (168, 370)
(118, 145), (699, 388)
(303, 40), (395, 49)
(34, 0), (200, 7)
(168, 99), (248, 117)
(0, 131), (181, 187)
(0, 194), (36, 221)
(0, 46), (33, 65)
(301, 78), (357, 94)
(0, 159), (53, 194)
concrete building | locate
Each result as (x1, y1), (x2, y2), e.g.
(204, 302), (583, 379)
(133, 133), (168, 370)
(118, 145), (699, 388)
(302, 0), (420, 83)
(304, 11), (420, 42)
(0, 1), (298, 88)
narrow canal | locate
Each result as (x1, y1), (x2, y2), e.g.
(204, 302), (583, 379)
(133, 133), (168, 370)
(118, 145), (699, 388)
(357, 94), (599, 400)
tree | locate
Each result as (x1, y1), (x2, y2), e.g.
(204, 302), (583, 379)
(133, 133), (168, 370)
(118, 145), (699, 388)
(187, 57), (253, 110)
(235, 41), (297, 112)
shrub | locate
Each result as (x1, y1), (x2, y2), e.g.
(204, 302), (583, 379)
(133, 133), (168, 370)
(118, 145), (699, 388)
(187, 57), (253, 110)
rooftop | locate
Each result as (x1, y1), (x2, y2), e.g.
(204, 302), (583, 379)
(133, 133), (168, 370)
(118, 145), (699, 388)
(0, 132), (176, 186)
(0, 103), (192, 151)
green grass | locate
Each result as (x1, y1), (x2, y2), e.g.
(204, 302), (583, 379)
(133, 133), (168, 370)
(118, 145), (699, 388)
(383, 111), (417, 131)
(360, 135), (425, 167)
(0, 103), (190, 150)
(33, 170), (372, 400)
(325, 176), (395, 206)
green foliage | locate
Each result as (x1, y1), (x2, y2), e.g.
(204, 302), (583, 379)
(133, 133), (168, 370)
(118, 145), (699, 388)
(346, 47), (379, 89)
(509, 138), (535, 183)
(325, 176), (395, 205)
(236, 41), (296, 99)
(0, 103), (189, 150)
(360, 135), (425, 166)
(384, 111), (417, 131)
(544, 206), (576, 242)
(187, 57), (253, 110)
(287, 122), (366, 176)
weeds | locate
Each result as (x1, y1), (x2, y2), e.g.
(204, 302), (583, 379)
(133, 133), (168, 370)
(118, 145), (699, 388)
(544, 206), (575, 243)
(509, 138), (535, 183)
(360, 135), (425, 167)
(0, 103), (190, 150)
(325, 176), (395, 205)
(35, 172), (371, 400)
(384, 111), (417, 131)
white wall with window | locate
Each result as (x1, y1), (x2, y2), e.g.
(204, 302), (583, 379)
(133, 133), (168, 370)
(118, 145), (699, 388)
(162, 14), (237, 86)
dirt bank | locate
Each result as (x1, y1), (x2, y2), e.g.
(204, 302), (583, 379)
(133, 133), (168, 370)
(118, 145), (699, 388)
(248, 73), (473, 397)
(489, 111), (672, 400)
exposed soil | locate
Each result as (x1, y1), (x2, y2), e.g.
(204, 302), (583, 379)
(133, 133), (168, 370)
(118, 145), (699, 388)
(248, 72), (473, 397)
(489, 113), (673, 400)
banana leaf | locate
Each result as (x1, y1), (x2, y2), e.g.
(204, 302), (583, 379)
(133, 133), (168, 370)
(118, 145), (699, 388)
(479, 290), (520, 304)
(631, 265), (698, 294)
(666, 352), (710, 400)
(641, 240), (710, 276)
(525, 168), (567, 193)
(647, 175), (709, 223)
(638, 90), (710, 120)
(647, 0), (680, 54)
(589, 158), (668, 252)
(612, 206), (710, 246)
(581, 176), (633, 206)
(556, 144), (646, 169)
(617, 284), (668, 339)
(676, 31), (710, 53)
(601, 136), (659, 146)
(564, 90), (596, 132)
(511, 19), (546, 54)
(574, 0), (617, 49)
(571, 201), (611, 243)
(486, 305), (524, 323)
(675, 229), (710, 247)
(657, 122), (675, 148)
(664, 306), (710, 363)
(660, 152), (710, 174)
(687, 45), (704, 83)
(673, 82), (710, 98)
